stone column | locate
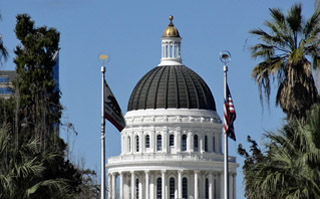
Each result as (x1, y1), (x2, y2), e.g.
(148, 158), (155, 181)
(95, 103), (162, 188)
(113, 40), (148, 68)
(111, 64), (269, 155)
(112, 173), (116, 199)
(141, 132), (145, 154)
(119, 172), (123, 199)
(220, 172), (224, 199)
(162, 170), (166, 199)
(145, 171), (149, 199)
(229, 173), (232, 199)
(213, 173), (217, 199)
(209, 171), (213, 199)
(194, 170), (199, 199)
(163, 132), (167, 153)
(150, 174), (154, 199)
(178, 170), (182, 199)
(152, 133), (156, 153)
(131, 171), (135, 199)
(187, 132), (192, 152)
(233, 173), (236, 199)
(200, 135), (204, 153)
(108, 174), (112, 199)
(176, 132), (181, 153)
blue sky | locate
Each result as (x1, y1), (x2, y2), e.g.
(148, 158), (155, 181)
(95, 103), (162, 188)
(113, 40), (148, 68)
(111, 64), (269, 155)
(1, 0), (316, 198)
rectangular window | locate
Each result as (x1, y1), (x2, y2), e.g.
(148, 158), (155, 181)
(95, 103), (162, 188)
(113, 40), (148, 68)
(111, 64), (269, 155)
(145, 135), (150, 148)
(212, 137), (216, 152)
(169, 134), (174, 146)
(182, 135), (187, 151)
(157, 178), (162, 199)
(205, 136), (208, 152)
(0, 77), (8, 83)
(136, 136), (139, 152)
(157, 135), (162, 151)
(194, 135), (198, 151)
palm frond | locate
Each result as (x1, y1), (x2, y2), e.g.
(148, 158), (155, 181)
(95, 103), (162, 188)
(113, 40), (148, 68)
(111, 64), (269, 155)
(287, 3), (303, 34)
(26, 178), (71, 198)
(0, 35), (8, 64)
(303, 9), (320, 39)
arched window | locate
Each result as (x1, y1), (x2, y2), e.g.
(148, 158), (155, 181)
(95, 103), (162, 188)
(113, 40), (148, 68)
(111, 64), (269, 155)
(205, 135), (208, 152)
(136, 136), (139, 152)
(169, 134), (174, 146)
(169, 177), (175, 199)
(157, 135), (162, 151)
(145, 135), (150, 148)
(194, 135), (198, 151)
(205, 178), (209, 199)
(212, 136), (216, 152)
(136, 178), (139, 199)
(157, 177), (162, 199)
(182, 134), (187, 151)
(128, 136), (131, 152)
(170, 45), (173, 57)
(182, 177), (188, 199)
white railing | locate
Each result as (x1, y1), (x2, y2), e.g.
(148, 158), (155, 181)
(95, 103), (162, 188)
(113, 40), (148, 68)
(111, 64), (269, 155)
(108, 153), (236, 164)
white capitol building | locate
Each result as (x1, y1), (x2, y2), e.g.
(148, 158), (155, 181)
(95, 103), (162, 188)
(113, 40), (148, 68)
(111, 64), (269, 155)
(107, 16), (238, 199)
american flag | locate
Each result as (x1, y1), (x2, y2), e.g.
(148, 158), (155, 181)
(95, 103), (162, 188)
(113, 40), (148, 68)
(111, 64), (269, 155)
(104, 80), (126, 131)
(224, 84), (236, 141)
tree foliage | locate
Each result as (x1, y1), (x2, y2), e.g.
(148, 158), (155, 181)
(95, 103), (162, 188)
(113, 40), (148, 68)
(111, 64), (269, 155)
(0, 14), (85, 198)
(14, 14), (62, 145)
(0, 124), (77, 199)
(239, 103), (320, 199)
(250, 3), (320, 120)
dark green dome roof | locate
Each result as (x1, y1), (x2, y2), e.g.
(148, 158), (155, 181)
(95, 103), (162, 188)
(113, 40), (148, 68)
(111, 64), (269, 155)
(127, 65), (216, 111)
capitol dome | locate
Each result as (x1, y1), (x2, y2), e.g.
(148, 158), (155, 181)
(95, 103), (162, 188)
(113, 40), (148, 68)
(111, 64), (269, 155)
(128, 64), (216, 111)
(107, 16), (237, 199)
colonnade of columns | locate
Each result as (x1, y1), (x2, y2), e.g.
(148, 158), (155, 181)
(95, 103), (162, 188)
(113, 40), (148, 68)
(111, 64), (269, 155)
(107, 169), (236, 199)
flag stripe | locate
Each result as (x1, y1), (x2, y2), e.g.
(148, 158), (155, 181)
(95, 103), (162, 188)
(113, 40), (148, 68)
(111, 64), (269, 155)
(224, 84), (236, 141)
(104, 80), (126, 132)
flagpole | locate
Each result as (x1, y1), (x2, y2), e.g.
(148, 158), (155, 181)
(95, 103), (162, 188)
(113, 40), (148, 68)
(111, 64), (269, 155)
(223, 64), (229, 199)
(220, 50), (231, 199)
(101, 65), (106, 199)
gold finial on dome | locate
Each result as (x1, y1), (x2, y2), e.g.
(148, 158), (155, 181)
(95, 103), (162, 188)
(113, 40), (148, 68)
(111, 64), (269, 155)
(169, 15), (174, 23)
(163, 15), (180, 37)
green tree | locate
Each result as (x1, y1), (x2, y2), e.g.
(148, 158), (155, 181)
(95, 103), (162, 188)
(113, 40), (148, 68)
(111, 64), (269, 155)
(0, 124), (74, 199)
(250, 3), (320, 120)
(239, 103), (320, 199)
(0, 14), (83, 198)
(14, 14), (62, 145)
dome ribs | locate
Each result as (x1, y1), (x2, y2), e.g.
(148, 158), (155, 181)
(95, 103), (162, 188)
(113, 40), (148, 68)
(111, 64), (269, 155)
(170, 66), (180, 108)
(127, 65), (216, 111)
(184, 67), (200, 108)
(147, 66), (166, 109)
(200, 80), (215, 110)
(155, 66), (168, 109)
(177, 66), (190, 108)
(130, 67), (157, 110)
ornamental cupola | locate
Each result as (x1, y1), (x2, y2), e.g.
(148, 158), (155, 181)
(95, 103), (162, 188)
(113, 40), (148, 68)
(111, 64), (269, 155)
(159, 16), (182, 66)
(127, 16), (216, 112)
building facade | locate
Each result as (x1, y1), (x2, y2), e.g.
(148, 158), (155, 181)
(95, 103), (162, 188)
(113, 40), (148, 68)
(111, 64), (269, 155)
(0, 51), (59, 99)
(107, 16), (238, 199)
(0, 70), (16, 98)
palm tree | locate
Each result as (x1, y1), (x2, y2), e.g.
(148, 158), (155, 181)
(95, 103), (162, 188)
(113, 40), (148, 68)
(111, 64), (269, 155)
(0, 124), (72, 199)
(250, 3), (320, 120)
(0, 13), (8, 65)
(240, 104), (320, 199)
